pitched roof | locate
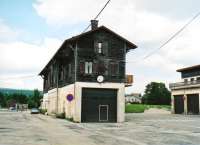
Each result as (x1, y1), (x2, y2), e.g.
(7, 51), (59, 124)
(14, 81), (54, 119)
(39, 25), (137, 75)
(177, 64), (200, 72)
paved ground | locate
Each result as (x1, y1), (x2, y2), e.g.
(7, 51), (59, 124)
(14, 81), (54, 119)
(1, 110), (200, 145)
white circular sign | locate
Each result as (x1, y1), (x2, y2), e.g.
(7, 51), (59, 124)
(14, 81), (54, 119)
(97, 75), (104, 83)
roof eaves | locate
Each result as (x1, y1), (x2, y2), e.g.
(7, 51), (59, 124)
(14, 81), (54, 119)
(177, 64), (200, 72)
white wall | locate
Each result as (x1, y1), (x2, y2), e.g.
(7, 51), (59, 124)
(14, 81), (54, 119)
(41, 93), (48, 110)
(58, 84), (74, 118)
(43, 82), (125, 122)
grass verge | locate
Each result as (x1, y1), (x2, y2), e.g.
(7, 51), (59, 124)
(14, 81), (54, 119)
(125, 104), (171, 113)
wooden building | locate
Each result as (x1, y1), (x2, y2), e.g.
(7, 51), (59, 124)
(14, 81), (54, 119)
(169, 64), (200, 115)
(39, 20), (137, 122)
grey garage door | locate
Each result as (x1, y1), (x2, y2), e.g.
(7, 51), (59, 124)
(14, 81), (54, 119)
(81, 88), (117, 122)
(187, 94), (199, 114)
(174, 95), (184, 114)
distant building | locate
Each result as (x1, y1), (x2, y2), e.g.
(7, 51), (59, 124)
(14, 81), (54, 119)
(125, 93), (142, 104)
(39, 20), (137, 122)
(169, 64), (200, 115)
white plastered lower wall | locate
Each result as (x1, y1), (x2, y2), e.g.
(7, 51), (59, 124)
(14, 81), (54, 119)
(41, 93), (49, 110)
(43, 82), (125, 122)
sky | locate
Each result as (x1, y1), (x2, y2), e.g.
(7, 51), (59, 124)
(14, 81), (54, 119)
(0, 0), (200, 93)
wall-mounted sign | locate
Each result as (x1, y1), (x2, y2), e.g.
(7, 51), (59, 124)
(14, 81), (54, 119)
(66, 94), (74, 102)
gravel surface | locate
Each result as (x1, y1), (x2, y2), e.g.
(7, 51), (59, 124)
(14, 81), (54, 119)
(0, 110), (200, 145)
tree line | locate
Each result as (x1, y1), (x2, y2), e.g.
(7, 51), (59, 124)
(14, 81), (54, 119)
(0, 89), (42, 108)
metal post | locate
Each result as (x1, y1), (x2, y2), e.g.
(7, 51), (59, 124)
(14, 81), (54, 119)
(73, 41), (78, 119)
(74, 42), (78, 82)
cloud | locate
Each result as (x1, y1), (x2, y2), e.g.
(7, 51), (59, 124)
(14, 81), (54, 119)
(0, 19), (19, 41)
(33, 0), (106, 25)
(126, 20), (200, 93)
(0, 38), (62, 89)
(0, 38), (62, 74)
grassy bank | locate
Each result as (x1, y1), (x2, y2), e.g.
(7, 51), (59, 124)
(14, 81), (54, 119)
(125, 104), (171, 113)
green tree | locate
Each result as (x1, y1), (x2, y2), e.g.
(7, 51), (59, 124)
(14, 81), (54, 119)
(142, 82), (171, 105)
(0, 92), (6, 107)
(28, 89), (42, 108)
(12, 93), (28, 104)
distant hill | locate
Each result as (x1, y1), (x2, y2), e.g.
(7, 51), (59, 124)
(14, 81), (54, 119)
(0, 88), (42, 96)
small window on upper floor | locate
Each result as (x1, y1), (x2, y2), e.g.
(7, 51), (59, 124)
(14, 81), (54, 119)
(94, 41), (108, 55)
(98, 42), (102, 54)
(184, 79), (188, 83)
(191, 78), (194, 82)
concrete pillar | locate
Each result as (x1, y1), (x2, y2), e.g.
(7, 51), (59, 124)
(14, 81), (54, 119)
(199, 93), (200, 114)
(171, 95), (174, 114)
(74, 83), (81, 122)
(117, 86), (125, 122)
(184, 94), (187, 115)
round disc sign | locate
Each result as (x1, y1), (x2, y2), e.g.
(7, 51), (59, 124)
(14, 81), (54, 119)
(66, 94), (74, 102)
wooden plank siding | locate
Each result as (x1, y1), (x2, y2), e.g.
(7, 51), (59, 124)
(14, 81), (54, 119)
(42, 29), (129, 93)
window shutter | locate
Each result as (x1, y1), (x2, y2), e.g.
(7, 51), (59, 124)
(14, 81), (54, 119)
(93, 61), (98, 74)
(102, 41), (108, 55)
(110, 62), (119, 76)
(94, 41), (98, 53)
(79, 61), (84, 74)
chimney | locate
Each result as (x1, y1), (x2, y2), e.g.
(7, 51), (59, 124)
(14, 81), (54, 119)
(91, 20), (98, 30)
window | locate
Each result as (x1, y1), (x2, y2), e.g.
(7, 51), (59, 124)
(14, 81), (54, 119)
(98, 42), (102, 54)
(191, 78), (194, 82)
(94, 41), (108, 55)
(85, 62), (92, 74)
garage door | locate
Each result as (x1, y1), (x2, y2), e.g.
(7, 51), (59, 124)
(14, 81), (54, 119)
(81, 88), (117, 122)
(187, 94), (199, 114)
(174, 95), (184, 114)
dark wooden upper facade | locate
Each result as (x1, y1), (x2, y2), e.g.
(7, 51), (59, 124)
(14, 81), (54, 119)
(39, 25), (137, 93)
(177, 65), (200, 79)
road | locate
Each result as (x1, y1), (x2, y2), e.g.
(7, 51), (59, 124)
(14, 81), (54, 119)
(1, 110), (200, 145)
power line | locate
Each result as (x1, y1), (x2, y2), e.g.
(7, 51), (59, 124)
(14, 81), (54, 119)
(135, 11), (200, 62)
(0, 75), (38, 81)
(82, 0), (111, 33)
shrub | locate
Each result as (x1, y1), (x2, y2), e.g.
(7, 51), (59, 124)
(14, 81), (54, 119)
(65, 117), (74, 122)
(56, 112), (65, 119)
(39, 109), (47, 114)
